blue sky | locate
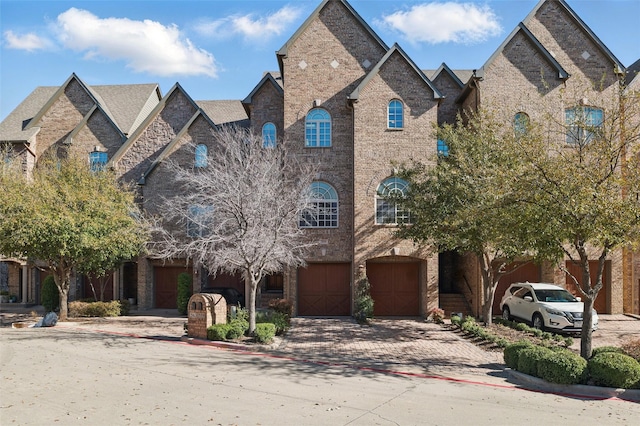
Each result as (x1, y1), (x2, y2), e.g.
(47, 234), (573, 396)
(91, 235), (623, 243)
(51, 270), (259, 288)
(1, 0), (639, 121)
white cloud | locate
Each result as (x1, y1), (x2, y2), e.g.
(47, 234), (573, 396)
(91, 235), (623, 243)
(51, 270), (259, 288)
(377, 2), (502, 45)
(54, 8), (217, 78)
(195, 5), (301, 42)
(4, 30), (54, 51)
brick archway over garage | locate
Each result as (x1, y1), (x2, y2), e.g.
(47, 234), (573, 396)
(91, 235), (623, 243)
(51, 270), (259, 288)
(367, 261), (420, 316)
(297, 263), (351, 316)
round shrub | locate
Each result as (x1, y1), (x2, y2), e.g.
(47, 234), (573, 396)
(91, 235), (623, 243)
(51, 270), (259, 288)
(588, 352), (640, 389)
(254, 323), (276, 343)
(517, 346), (554, 377)
(207, 324), (230, 341)
(41, 275), (60, 312)
(176, 273), (192, 315)
(591, 346), (625, 358)
(226, 319), (247, 339)
(538, 349), (587, 385)
(504, 341), (533, 370)
(257, 310), (290, 335)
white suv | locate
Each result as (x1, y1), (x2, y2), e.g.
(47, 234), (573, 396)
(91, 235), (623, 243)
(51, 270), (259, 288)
(499, 282), (598, 333)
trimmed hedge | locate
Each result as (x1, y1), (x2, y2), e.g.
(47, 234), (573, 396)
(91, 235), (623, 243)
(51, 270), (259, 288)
(517, 346), (554, 377)
(588, 352), (640, 389)
(254, 323), (276, 343)
(176, 273), (192, 315)
(69, 300), (122, 317)
(207, 324), (230, 341)
(504, 341), (533, 370)
(538, 350), (587, 385)
(591, 346), (625, 358)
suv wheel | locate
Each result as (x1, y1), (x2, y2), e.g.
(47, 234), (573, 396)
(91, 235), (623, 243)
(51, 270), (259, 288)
(502, 306), (511, 321)
(532, 313), (544, 330)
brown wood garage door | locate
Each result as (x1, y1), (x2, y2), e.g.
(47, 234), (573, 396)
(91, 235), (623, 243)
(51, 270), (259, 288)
(154, 266), (191, 309)
(493, 262), (541, 315)
(565, 261), (609, 314)
(298, 263), (351, 316)
(367, 262), (419, 316)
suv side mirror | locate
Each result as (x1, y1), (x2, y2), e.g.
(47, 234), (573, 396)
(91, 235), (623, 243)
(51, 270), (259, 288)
(524, 295), (533, 302)
(576, 297), (581, 302)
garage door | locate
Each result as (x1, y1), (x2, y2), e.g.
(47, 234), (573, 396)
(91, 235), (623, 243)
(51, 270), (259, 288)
(298, 263), (351, 316)
(565, 261), (609, 314)
(154, 266), (191, 309)
(367, 262), (419, 316)
(493, 262), (541, 315)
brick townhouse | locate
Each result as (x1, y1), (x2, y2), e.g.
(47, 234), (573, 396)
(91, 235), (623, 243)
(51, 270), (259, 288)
(1, 0), (639, 317)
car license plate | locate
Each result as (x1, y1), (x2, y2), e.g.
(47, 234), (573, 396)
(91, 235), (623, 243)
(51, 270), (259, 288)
(573, 321), (582, 328)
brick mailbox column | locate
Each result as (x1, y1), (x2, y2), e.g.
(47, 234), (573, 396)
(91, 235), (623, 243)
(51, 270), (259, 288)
(187, 293), (227, 339)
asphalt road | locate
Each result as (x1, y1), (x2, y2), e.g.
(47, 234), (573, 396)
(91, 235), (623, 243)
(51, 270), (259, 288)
(1, 326), (639, 425)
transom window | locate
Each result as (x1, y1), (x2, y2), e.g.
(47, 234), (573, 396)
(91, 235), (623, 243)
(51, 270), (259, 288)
(300, 181), (338, 228)
(305, 109), (331, 147)
(195, 144), (208, 168)
(89, 151), (108, 172)
(376, 177), (412, 225)
(514, 112), (529, 136)
(262, 122), (276, 148)
(388, 99), (404, 129)
(565, 106), (603, 144)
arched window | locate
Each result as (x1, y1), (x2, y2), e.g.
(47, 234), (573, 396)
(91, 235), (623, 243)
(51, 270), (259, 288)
(300, 182), (338, 228)
(376, 177), (411, 225)
(195, 144), (208, 168)
(565, 106), (603, 144)
(514, 112), (530, 136)
(305, 109), (331, 147)
(262, 122), (276, 148)
(388, 99), (404, 129)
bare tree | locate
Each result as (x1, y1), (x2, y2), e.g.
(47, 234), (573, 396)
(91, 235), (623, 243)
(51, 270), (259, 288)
(152, 126), (316, 334)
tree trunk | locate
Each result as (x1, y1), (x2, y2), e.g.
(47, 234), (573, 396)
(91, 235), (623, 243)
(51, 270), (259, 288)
(52, 264), (72, 321)
(477, 253), (496, 325)
(246, 270), (260, 335)
(581, 296), (595, 359)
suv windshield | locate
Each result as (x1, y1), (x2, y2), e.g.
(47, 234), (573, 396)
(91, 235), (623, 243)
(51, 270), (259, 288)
(534, 289), (577, 303)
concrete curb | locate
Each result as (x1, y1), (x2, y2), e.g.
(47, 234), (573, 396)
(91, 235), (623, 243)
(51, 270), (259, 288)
(180, 335), (253, 352)
(507, 369), (640, 402)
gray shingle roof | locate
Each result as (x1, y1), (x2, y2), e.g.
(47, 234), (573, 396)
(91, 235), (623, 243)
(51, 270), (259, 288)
(425, 66), (474, 87)
(0, 86), (57, 142)
(92, 84), (161, 135)
(196, 100), (249, 126)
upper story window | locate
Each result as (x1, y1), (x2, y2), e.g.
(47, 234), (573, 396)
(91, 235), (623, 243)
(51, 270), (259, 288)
(195, 144), (208, 168)
(437, 139), (449, 157)
(305, 109), (331, 147)
(262, 122), (276, 148)
(187, 205), (213, 237)
(565, 106), (603, 144)
(299, 181), (338, 228)
(388, 100), (404, 129)
(89, 151), (108, 172)
(514, 112), (529, 136)
(376, 177), (412, 225)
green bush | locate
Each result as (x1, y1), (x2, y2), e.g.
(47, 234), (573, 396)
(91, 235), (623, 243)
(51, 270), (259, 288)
(450, 315), (462, 326)
(591, 346), (625, 358)
(353, 271), (374, 324)
(118, 299), (131, 316)
(257, 310), (290, 335)
(504, 341), (533, 369)
(538, 349), (587, 385)
(227, 318), (248, 339)
(176, 273), (192, 315)
(69, 300), (121, 317)
(517, 346), (554, 377)
(41, 275), (60, 312)
(588, 352), (640, 389)
(254, 323), (276, 343)
(515, 322), (529, 332)
(207, 324), (230, 341)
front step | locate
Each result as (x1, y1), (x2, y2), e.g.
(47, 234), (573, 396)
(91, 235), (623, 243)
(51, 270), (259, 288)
(439, 293), (472, 318)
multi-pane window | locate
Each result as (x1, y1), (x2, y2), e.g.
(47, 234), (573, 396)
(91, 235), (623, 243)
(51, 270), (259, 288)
(187, 205), (212, 237)
(195, 144), (208, 168)
(262, 122), (276, 148)
(376, 177), (412, 225)
(89, 151), (108, 172)
(514, 112), (529, 136)
(437, 139), (449, 157)
(305, 109), (331, 147)
(565, 106), (603, 144)
(388, 99), (404, 129)
(300, 182), (338, 228)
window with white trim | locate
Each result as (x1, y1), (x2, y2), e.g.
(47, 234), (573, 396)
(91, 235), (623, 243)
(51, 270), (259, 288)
(187, 205), (213, 237)
(376, 177), (412, 225)
(565, 106), (603, 144)
(195, 144), (208, 168)
(305, 109), (331, 147)
(300, 182), (338, 228)
(89, 151), (108, 172)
